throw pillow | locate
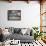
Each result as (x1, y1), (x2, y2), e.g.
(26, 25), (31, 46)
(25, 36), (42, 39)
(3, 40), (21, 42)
(14, 28), (21, 34)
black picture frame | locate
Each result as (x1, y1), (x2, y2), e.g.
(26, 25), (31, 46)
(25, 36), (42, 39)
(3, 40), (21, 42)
(8, 10), (21, 21)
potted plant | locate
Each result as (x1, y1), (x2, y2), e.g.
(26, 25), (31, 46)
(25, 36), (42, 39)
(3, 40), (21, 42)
(32, 27), (43, 40)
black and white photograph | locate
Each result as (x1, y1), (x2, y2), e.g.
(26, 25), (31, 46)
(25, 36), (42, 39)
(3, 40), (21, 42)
(8, 10), (21, 20)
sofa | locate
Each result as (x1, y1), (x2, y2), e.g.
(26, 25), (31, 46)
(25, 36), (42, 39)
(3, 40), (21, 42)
(3, 27), (34, 43)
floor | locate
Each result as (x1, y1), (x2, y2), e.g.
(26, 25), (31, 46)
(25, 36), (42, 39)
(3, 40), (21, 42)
(0, 40), (46, 46)
(19, 40), (46, 46)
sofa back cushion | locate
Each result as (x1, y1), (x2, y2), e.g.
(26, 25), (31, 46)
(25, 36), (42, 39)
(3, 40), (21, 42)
(21, 28), (27, 35)
(8, 27), (14, 34)
(14, 28), (21, 34)
(0, 28), (2, 35)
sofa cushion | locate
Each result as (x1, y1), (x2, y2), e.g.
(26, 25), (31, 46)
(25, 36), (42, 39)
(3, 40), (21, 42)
(8, 33), (34, 43)
(14, 28), (21, 33)
(24, 28), (31, 35)
(8, 27), (14, 34)
(21, 29), (27, 35)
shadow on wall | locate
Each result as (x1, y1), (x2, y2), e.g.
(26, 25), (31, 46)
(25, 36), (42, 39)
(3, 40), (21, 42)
(0, 28), (3, 42)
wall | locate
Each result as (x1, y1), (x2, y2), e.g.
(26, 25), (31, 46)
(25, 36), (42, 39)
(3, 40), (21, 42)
(0, 1), (40, 28)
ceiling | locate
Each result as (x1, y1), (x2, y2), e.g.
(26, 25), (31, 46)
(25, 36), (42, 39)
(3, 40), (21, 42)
(1, 0), (39, 1)
(0, 0), (45, 4)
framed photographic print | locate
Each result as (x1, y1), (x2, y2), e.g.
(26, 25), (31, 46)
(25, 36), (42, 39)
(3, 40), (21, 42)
(8, 10), (21, 20)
